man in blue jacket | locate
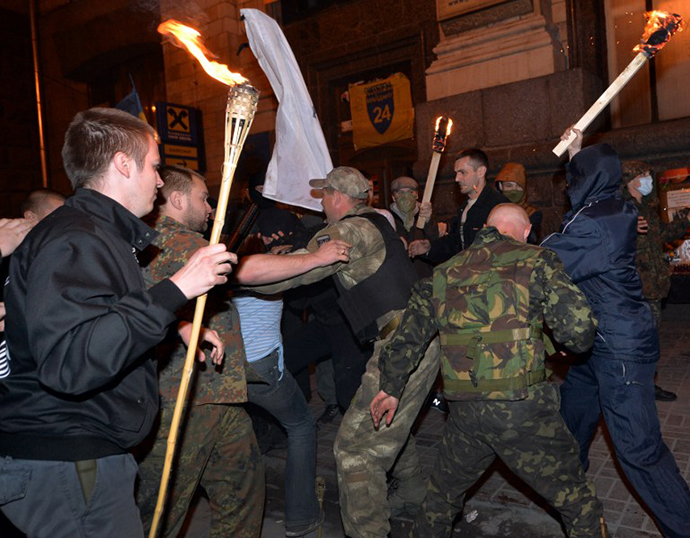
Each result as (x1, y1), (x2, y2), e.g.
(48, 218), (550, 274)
(542, 128), (690, 538)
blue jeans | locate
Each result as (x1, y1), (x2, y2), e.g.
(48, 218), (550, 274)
(0, 454), (143, 538)
(247, 350), (320, 528)
(560, 354), (690, 538)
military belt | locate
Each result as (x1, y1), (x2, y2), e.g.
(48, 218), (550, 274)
(443, 369), (547, 393)
(440, 325), (556, 357)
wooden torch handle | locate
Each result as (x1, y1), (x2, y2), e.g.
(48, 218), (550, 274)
(416, 152), (442, 229)
(553, 51), (649, 157)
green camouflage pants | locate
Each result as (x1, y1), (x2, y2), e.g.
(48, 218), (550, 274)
(413, 383), (604, 537)
(136, 403), (265, 538)
(334, 336), (441, 538)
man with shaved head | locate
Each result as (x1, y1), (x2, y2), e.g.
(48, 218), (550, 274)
(371, 203), (606, 536)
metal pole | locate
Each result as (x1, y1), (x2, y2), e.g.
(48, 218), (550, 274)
(29, 0), (48, 188)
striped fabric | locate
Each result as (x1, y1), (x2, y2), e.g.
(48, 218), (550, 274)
(232, 294), (284, 371)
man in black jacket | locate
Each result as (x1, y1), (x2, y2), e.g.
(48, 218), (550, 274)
(408, 148), (507, 263)
(0, 108), (234, 538)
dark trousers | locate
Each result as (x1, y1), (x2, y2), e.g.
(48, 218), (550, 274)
(413, 383), (603, 537)
(284, 319), (372, 410)
(247, 351), (320, 528)
(561, 354), (690, 538)
(1, 454), (143, 538)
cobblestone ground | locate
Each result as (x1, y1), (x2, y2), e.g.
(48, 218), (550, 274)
(155, 304), (690, 538)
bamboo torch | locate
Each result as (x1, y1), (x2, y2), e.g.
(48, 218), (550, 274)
(149, 21), (259, 538)
(553, 10), (684, 157)
(416, 116), (453, 229)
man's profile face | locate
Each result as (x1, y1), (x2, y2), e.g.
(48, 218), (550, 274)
(454, 157), (484, 195)
(183, 176), (213, 233)
(128, 136), (163, 218)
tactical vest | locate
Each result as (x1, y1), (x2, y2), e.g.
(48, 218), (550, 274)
(433, 238), (554, 401)
(335, 211), (418, 343)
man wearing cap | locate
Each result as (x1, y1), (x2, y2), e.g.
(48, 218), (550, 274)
(495, 162), (542, 244)
(390, 176), (439, 278)
(244, 166), (441, 538)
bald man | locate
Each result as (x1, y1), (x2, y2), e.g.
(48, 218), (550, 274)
(371, 204), (606, 537)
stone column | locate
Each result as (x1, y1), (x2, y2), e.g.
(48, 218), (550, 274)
(427, 0), (569, 100)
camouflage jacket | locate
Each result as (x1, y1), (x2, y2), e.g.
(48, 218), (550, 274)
(143, 216), (248, 407)
(249, 204), (397, 327)
(379, 227), (597, 401)
(628, 194), (689, 300)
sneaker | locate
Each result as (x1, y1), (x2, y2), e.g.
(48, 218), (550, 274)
(285, 509), (325, 537)
(428, 391), (449, 414)
(655, 384), (677, 402)
(317, 404), (340, 424)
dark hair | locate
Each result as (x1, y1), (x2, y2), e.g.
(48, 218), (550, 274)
(158, 165), (205, 202)
(456, 148), (489, 171)
(20, 188), (66, 216)
(61, 107), (155, 189)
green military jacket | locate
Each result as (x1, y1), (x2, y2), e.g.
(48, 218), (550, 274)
(143, 216), (248, 407)
(249, 204), (400, 328)
(628, 194), (689, 300)
(379, 227), (597, 401)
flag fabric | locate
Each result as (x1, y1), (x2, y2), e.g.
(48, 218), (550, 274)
(349, 73), (414, 150)
(116, 82), (147, 123)
(241, 8), (332, 212)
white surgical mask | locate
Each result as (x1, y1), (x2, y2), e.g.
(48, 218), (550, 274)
(637, 175), (654, 196)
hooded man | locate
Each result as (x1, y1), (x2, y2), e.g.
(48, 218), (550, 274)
(495, 162), (542, 243)
(542, 129), (690, 538)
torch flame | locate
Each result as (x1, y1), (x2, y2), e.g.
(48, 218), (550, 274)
(434, 116), (453, 136)
(158, 19), (247, 86)
(432, 116), (453, 153)
(633, 11), (684, 55)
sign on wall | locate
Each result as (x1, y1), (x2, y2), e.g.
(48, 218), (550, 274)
(156, 102), (205, 172)
(349, 73), (414, 150)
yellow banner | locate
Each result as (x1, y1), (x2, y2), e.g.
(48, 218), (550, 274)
(349, 73), (414, 150)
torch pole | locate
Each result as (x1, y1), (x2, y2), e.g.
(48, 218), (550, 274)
(416, 152), (441, 229)
(553, 51), (649, 157)
(149, 84), (259, 538)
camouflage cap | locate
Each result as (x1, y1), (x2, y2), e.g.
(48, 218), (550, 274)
(391, 176), (419, 192)
(309, 166), (370, 199)
(621, 160), (652, 185)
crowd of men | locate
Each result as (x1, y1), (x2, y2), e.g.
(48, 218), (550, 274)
(0, 107), (689, 538)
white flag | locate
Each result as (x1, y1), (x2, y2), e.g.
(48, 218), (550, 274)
(241, 9), (332, 212)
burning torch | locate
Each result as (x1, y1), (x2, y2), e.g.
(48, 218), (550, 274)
(416, 116), (453, 229)
(149, 20), (259, 538)
(553, 11), (684, 157)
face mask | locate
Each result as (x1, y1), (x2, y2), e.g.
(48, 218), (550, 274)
(503, 190), (524, 204)
(637, 176), (654, 196)
(395, 192), (417, 215)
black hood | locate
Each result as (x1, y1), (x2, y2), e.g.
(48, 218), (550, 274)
(566, 144), (622, 211)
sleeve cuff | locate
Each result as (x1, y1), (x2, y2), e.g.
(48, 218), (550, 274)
(149, 278), (188, 313)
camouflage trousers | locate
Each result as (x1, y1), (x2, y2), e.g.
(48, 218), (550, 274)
(334, 335), (441, 538)
(413, 383), (604, 537)
(136, 403), (265, 538)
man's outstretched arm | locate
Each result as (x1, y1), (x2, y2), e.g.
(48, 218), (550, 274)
(234, 239), (351, 286)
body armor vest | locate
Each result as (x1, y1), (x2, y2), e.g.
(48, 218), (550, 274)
(433, 238), (553, 401)
(335, 211), (418, 343)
